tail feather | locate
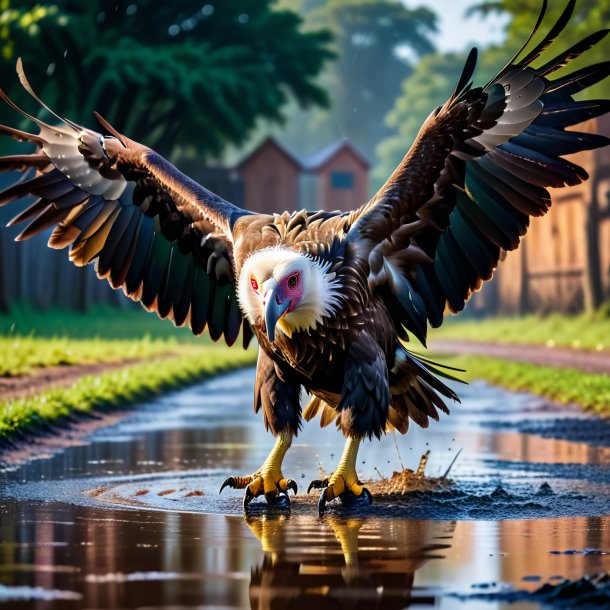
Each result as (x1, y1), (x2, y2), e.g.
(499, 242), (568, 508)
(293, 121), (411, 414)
(386, 346), (462, 434)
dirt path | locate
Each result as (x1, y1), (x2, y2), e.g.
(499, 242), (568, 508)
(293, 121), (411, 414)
(0, 356), (175, 402)
(432, 340), (610, 374)
(0, 354), (180, 464)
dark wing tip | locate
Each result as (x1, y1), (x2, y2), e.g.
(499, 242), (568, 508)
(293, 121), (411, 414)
(93, 111), (127, 147)
(16, 58), (81, 132)
(452, 47), (478, 100)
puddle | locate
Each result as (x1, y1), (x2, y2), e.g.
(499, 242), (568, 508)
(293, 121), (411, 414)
(1, 368), (610, 609)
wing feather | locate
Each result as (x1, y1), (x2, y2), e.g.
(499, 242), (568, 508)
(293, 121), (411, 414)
(0, 64), (255, 345)
(347, 2), (610, 339)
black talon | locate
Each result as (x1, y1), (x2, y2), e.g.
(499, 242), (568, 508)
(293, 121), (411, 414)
(264, 489), (291, 509)
(286, 479), (298, 495)
(318, 487), (336, 515)
(219, 476), (234, 494)
(361, 487), (373, 505)
(243, 486), (255, 510)
(318, 489), (328, 515)
(307, 479), (328, 494)
(338, 487), (374, 507)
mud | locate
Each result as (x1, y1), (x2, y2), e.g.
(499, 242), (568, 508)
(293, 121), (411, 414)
(1, 368), (610, 609)
(0, 357), (150, 402)
(432, 339), (610, 373)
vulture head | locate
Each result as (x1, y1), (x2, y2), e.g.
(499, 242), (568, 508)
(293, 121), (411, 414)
(238, 247), (342, 341)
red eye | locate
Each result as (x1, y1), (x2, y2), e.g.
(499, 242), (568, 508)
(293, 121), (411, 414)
(287, 273), (299, 289)
(250, 277), (259, 292)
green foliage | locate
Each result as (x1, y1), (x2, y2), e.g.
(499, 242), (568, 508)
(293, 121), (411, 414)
(266, 0), (436, 160)
(374, 47), (505, 189)
(433, 313), (610, 352)
(375, 0), (610, 190)
(309, 0), (436, 154)
(0, 0), (334, 158)
(442, 354), (610, 415)
(470, 0), (610, 99)
(0, 346), (256, 440)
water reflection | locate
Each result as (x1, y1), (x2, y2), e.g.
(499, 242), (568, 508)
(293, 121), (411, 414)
(247, 515), (452, 610)
(3, 500), (610, 609)
(3, 370), (610, 608)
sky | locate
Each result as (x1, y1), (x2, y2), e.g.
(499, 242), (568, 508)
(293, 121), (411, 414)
(402, 0), (510, 52)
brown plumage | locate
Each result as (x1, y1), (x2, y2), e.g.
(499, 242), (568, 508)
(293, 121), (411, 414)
(1, 1), (609, 508)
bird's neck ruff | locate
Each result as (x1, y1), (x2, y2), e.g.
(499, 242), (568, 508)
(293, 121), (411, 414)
(237, 247), (342, 338)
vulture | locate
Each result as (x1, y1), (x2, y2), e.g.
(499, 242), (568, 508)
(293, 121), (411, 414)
(0, 0), (608, 513)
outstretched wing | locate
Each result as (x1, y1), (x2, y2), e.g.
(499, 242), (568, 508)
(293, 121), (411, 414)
(346, 0), (610, 346)
(0, 60), (254, 347)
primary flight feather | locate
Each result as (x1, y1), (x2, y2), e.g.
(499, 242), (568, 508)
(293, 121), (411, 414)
(1, 0), (608, 512)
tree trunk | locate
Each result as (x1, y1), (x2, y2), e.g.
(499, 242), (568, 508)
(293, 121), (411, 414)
(519, 240), (530, 314)
(583, 173), (603, 312)
(0, 235), (10, 313)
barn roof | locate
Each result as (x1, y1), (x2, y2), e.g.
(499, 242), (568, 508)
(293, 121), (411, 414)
(237, 137), (303, 171)
(303, 139), (371, 171)
(237, 136), (371, 173)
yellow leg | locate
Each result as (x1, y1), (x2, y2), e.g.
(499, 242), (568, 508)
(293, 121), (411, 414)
(220, 433), (297, 509)
(310, 437), (372, 513)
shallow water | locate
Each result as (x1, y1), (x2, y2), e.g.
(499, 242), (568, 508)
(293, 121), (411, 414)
(1, 368), (610, 608)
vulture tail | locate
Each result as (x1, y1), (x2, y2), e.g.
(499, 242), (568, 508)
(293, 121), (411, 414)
(388, 346), (462, 435)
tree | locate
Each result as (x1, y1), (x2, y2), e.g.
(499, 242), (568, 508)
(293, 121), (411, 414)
(0, 0), (334, 160)
(470, 1), (610, 99)
(0, 0), (335, 312)
(310, 0), (436, 155)
(374, 47), (505, 189)
(260, 0), (436, 161)
(471, 0), (610, 311)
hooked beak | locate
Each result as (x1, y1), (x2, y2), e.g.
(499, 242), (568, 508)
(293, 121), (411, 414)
(263, 285), (291, 343)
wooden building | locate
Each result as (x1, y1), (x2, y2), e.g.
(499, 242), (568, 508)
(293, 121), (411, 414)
(237, 137), (370, 214)
(473, 115), (610, 315)
(238, 138), (302, 215)
(300, 140), (370, 213)
(0, 136), (370, 312)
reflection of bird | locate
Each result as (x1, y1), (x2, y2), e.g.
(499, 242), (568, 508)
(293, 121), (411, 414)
(0, 1), (608, 511)
(246, 515), (451, 610)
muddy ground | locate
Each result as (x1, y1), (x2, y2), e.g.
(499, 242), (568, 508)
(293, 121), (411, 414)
(1, 368), (610, 609)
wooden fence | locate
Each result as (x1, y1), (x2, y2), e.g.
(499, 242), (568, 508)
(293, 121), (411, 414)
(0, 173), (124, 311)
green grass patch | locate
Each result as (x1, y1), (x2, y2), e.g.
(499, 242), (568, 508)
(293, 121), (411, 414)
(434, 312), (610, 352)
(438, 353), (610, 416)
(0, 345), (256, 442)
(0, 305), (215, 375)
(0, 336), (186, 376)
(0, 304), (203, 341)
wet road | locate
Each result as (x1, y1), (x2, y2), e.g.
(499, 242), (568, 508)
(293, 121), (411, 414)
(1, 368), (610, 609)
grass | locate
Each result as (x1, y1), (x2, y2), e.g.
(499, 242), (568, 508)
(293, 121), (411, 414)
(0, 305), (211, 376)
(0, 304), (202, 341)
(0, 305), (256, 446)
(0, 345), (256, 442)
(2, 305), (607, 446)
(433, 312), (610, 352)
(437, 353), (610, 416)
(0, 336), (186, 376)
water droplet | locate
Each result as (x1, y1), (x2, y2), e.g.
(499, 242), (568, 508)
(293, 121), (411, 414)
(168, 24), (180, 36)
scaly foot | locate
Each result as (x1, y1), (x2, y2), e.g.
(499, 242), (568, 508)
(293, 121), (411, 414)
(219, 433), (296, 510)
(310, 437), (372, 513)
(220, 471), (297, 509)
